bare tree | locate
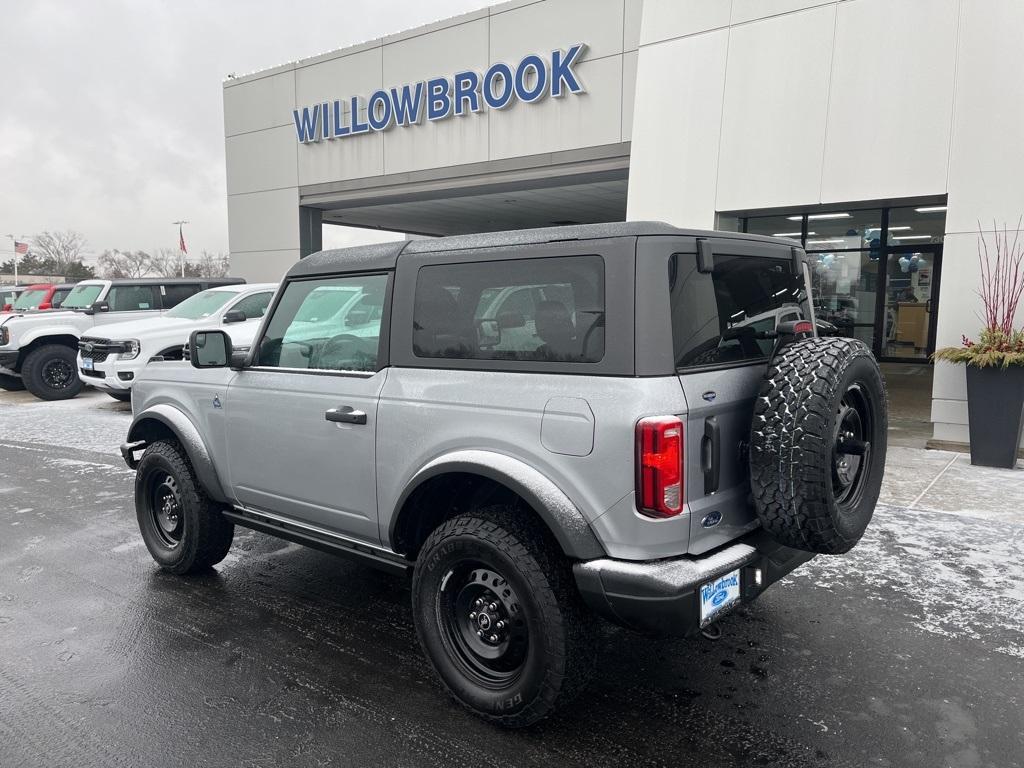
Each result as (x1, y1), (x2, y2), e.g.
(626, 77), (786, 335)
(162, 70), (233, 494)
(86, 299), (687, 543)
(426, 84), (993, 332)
(149, 247), (186, 278)
(98, 249), (153, 279)
(31, 230), (87, 275)
(195, 250), (231, 278)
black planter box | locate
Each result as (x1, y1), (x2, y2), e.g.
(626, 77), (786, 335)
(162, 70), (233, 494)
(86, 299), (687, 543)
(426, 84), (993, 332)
(966, 365), (1024, 468)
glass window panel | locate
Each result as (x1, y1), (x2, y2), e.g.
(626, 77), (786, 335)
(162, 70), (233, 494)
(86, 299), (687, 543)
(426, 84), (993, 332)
(743, 215), (802, 241)
(808, 250), (879, 349)
(804, 209), (881, 251)
(888, 206), (946, 244)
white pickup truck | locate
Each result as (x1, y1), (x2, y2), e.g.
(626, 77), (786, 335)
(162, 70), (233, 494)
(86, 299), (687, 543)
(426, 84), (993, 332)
(77, 283), (276, 401)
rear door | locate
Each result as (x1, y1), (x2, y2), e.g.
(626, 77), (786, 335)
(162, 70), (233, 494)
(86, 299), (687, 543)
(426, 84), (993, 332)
(642, 237), (811, 554)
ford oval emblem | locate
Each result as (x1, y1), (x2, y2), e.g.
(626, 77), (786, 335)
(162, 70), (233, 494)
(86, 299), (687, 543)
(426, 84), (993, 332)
(84, 343), (94, 353)
(701, 511), (723, 528)
(702, 391), (716, 402)
(711, 590), (728, 606)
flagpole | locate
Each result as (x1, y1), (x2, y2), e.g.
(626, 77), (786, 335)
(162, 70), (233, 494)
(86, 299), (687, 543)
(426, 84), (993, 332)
(5, 234), (24, 284)
(172, 220), (189, 278)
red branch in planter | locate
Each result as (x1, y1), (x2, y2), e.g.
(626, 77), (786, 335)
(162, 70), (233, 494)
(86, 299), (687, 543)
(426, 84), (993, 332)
(976, 218), (1024, 336)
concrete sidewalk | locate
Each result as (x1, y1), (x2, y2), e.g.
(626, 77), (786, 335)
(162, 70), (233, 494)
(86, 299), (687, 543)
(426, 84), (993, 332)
(880, 445), (1024, 524)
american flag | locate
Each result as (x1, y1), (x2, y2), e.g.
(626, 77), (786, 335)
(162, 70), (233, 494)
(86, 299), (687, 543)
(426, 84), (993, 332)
(178, 225), (188, 254)
(14, 241), (28, 255)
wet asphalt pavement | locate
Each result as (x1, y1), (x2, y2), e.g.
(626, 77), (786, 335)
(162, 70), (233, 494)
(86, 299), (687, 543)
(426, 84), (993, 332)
(1, 391), (1022, 768)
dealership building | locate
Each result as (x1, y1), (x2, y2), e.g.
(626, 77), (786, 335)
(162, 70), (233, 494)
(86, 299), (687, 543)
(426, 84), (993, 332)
(223, 0), (1024, 450)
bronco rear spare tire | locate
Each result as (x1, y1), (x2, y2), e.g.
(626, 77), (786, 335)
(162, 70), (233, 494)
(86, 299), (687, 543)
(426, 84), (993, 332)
(750, 337), (887, 555)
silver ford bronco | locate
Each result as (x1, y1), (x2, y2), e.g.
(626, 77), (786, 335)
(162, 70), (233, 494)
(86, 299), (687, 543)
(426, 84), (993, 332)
(121, 223), (887, 727)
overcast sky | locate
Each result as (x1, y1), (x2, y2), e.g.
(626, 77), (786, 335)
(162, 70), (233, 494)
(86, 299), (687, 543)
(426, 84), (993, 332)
(0, 0), (490, 263)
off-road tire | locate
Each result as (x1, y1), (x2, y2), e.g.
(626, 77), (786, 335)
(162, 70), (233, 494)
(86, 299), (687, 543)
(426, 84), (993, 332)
(135, 440), (234, 575)
(106, 390), (132, 403)
(0, 373), (25, 391)
(21, 344), (84, 400)
(750, 337), (887, 554)
(412, 505), (596, 727)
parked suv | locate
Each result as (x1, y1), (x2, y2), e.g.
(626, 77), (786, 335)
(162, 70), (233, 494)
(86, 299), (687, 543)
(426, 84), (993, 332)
(77, 283), (276, 401)
(121, 223), (887, 726)
(8, 283), (77, 312)
(0, 277), (243, 399)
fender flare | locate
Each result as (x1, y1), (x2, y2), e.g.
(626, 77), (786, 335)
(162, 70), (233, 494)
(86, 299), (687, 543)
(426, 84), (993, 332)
(389, 449), (606, 560)
(18, 324), (83, 349)
(124, 403), (229, 503)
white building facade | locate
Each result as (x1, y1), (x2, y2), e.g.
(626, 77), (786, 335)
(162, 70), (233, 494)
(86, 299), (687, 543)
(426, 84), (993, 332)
(223, 0), (1024, 449)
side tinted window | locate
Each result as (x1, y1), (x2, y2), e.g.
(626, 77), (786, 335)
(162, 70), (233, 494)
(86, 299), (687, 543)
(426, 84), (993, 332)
(256, 275), (388, 372)
(413, 255), (605, 363)
(107, 285), (160, 312)
(670, 253), (807, 369)
(51, 288), (71, 307)
(230, 291), (273, 320)
(161, 284), (201, 308)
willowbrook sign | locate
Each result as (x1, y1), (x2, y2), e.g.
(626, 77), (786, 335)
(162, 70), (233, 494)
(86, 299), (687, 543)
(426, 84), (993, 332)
(292, 44), (587, 144)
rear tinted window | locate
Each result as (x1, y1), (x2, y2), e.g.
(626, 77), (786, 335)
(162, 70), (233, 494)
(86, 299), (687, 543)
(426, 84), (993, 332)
(413, 256), (605, 363)
(670, 253), (807, 369)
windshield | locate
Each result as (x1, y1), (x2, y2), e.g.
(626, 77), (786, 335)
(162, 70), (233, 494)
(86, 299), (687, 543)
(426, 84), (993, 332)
(166, 289), (236, 320)
(61, 284), (105, 309)
(13, 289), (47, 309)
(293, 287), (360, 323)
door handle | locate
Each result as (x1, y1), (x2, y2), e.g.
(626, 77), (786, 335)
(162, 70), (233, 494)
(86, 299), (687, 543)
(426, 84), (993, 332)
(702, 416), (721, 495)
(325, 406), (367, 425)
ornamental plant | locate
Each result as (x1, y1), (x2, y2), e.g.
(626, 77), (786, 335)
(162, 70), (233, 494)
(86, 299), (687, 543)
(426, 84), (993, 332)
(934, 221), (1024, 368)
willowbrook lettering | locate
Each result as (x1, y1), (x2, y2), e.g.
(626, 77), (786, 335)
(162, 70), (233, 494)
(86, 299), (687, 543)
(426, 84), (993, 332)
(293, 44), (586, 144)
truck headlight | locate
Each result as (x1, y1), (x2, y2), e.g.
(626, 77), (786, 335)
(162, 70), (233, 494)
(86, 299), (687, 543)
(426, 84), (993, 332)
(118, 340), (141, 360)
(0, 327), (8, 346)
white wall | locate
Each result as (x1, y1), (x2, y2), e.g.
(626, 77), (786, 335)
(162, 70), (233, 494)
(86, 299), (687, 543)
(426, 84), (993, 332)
(628, 0), (1024, 449)
(224, 0), (640, 281)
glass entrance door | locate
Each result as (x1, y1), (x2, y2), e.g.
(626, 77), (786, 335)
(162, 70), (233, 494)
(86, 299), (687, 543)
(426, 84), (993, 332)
(879, 245), (942, 360)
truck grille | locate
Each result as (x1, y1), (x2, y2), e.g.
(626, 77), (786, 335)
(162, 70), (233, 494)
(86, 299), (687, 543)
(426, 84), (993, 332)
(78, 337), (122, 363)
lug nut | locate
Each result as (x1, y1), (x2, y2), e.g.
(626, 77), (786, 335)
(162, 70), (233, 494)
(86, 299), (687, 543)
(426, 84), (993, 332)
(489, 634), (498, 643)
(475, 598), (484, 608)
(496, 620), (506, 630)
(469, 611), (477, 620)
(477, 629), (483, 637)
(488, 602), (498, 612)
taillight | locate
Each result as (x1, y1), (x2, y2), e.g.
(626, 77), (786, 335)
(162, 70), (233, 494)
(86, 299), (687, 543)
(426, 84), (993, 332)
(636, 416), (684, 518)
(793, 320), (814, 334)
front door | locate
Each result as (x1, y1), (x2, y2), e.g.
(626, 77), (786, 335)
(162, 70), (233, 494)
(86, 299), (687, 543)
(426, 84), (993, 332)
(225, 272), (391, 544)
(878, 245), (942, 360)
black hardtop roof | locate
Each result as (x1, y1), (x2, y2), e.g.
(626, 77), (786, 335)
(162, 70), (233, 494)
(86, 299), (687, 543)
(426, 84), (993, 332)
(288, 222), (794, 278)
(91, 277), (245, 286)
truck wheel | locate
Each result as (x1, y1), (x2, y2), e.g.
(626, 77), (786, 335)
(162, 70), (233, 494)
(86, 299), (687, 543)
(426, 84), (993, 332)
(135, 440), (234, 575)
(0, 373), (25, 391)
(751, 337), (887, 555)
(21, 344), (84, 400)
(412, 506), (596, 727)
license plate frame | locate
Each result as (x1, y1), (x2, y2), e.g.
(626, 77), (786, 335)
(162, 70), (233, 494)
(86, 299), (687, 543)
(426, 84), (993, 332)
(81, 357), (94, 371)
(699, 568), (741, 627)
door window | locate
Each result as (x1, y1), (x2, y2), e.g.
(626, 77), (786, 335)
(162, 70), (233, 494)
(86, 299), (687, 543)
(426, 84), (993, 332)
(256, 275), (388, 372)
(107, 285), (159, 311)
(670, 253), (808, 369)
(229, 291), (273, 320)
(413, 256), (605, 363)
(161, 284), (201, 308)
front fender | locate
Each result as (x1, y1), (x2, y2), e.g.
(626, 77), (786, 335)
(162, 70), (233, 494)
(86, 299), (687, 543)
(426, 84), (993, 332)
(123, 403), (229, 504)
(15, 322), (84, 350)
(390, 449), (606, 560)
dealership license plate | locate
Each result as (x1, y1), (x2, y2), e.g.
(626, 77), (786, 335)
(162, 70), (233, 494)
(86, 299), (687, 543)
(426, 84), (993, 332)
(699, 569), (741, 627)
(81, 358), (93, 371)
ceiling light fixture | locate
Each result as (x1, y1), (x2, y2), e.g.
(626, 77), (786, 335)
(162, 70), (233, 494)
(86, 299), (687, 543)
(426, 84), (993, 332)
(806, 239), (846, 245)
(893, 235), (932, 240)
(915, 206), (947, 213)
(807, 213), (852, 220)
(888, 226), (912, 232)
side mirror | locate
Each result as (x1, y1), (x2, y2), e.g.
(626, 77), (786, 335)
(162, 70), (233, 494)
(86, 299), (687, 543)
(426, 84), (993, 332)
(85, 300), (109, 315)
(230, 350), (249, 370)
(189, 330), (231, 368)
(223, 309), (246, 324)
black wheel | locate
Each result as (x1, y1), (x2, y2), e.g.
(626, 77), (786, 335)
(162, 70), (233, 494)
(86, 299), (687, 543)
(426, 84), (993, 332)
(135, 440), (234, 575)
(750, 337), (888, 555)
(0, 373), (25, 391)
(106, 390), (132, 403)
(21, 344), (84, 400)
(412, 506), (595, 727)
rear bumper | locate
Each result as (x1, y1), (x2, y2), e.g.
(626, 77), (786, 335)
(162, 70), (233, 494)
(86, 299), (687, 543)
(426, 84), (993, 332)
(573, 531), (815, 636)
